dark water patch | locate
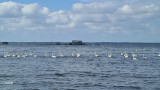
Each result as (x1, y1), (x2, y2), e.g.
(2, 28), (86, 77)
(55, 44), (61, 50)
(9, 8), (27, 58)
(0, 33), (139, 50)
(131, 74), (158, 79)
(73, 82), (93, 87)
(108, 61), (121, 65)
(43, 69), (58, 72)
(35, 72), (71, 79)
(113, 85), (142, 90)
(154, 87), (160, 90)
(78, 72), (98, 77)
(100, 74), (116, 78)
(0, 74), (15, 78)
(20, 88), (41, 90)
(64, 89), (77, 90)
(54, 73), (66, 77)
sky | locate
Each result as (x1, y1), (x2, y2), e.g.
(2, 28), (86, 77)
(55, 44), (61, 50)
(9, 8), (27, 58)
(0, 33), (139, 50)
(0, 0), (160, 42)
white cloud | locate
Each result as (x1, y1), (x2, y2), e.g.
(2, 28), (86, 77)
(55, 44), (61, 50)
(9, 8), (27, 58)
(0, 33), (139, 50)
(0, 1), (22, 17)
(81, 0), (108, 2)
(0, 1), (160, 35)
(0, 1), (50, 31)
(21, 3), (49, 16)
(72, 2), (116, 14)
(46, 10), (70, 24)
(120, 5), (132, 14)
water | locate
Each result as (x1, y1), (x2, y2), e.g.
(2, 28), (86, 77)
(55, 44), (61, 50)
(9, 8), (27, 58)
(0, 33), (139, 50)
(0, 43), (160, 90)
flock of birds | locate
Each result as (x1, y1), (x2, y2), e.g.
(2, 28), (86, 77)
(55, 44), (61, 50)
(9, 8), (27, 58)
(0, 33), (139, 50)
(2, 50), (160, 60)
(2, 51), (81, 58)
(95, 51), (160, 60)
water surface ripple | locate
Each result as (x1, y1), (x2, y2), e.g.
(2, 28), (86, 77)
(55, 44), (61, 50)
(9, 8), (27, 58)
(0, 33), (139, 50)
(0, 43), (160, 90)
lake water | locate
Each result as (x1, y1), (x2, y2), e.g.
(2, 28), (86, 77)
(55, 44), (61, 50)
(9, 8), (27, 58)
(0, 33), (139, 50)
(0, 43), (160, 90)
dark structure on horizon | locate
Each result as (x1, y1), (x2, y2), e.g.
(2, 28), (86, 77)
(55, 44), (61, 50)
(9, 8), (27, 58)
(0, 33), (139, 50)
(72, 40), (83, 45)
(2, 42), (8, 45)
(0, 41), (84, 45)
(39, 40), (84, 45)
(55, 40), (84, 45)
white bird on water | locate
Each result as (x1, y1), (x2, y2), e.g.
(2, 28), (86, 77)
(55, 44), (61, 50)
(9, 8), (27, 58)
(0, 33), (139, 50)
(21, 53), (26, 58)
(25, 52), (28, 57)
(51, 52), (56, 58)
(34, 52), (37, 57)
(59, 52), (64, 57)
(12, 52), (16, 57)
(6, 52), (11, 57)
(44, 52), (48, 57)
(72, 52), (74, 56)
(108, 52), (112, 58)
(132, 56), (137, 60)
(76, 52), (80, 57)
(124, 52), (128, 58)
(15, 52), (20, 58)
(30, 51), (32, 56)
(142, 54), (147, 60)
(95, 51), (99, 57)
(132, 52), (137, 60)
(4, 52), (8, 58)
(121, 52), (123, 56)
(158, 52), (160, 57)
(132, 52), (137, 57)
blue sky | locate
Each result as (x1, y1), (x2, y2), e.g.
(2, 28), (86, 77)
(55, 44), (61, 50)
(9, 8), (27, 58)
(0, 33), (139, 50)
(0, 0), (160, 42)
(0, 0), (81, 11)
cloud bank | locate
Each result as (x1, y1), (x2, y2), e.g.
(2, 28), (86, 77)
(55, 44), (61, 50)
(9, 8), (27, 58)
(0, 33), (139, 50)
(0, 1), (160, 34)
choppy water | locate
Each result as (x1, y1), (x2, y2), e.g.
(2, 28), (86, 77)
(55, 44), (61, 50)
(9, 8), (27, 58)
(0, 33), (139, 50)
(0, 43), (160, 90)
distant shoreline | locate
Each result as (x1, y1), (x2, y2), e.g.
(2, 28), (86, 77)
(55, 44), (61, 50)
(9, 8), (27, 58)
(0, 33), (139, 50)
(0, 42), (160, 45)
